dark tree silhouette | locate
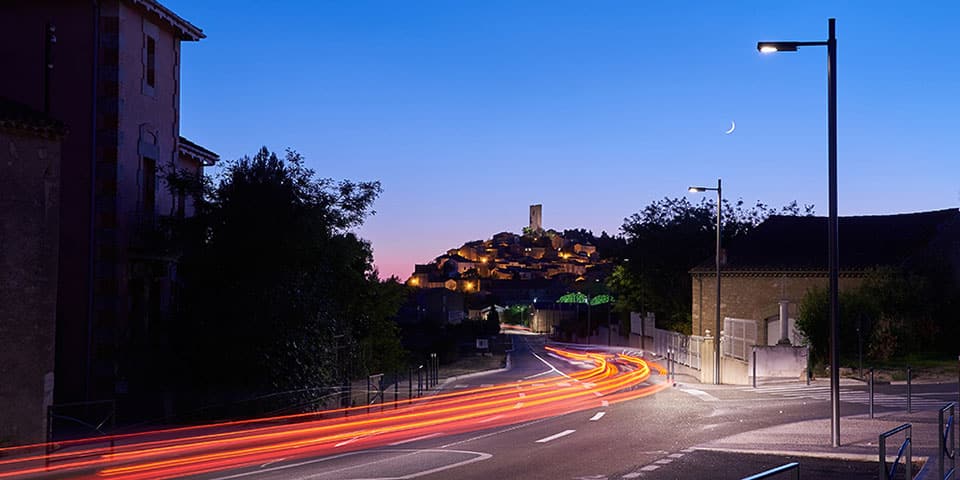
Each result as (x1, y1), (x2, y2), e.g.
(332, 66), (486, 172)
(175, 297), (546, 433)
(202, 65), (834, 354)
(170, 147), (406, 410)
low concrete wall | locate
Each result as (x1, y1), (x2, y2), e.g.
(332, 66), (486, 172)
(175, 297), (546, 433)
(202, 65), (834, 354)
(749, 345), (809, 379)
(699, 338), (807, 384)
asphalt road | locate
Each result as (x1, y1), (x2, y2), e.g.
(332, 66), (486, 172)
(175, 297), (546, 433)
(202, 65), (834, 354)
(18, 337), (956, 479)
(184, 336), (898, 480)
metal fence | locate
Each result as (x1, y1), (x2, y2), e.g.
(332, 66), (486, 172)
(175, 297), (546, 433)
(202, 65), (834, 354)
(652, 328), (704, 370)
(723, 318), (757, 362)
(741, 462), (799, 480)
(879, 423), (912, 480)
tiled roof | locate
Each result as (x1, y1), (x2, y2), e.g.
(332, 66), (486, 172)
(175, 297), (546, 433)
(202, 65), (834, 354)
(0, 97), (67, 137)
(691, 209), (960, 273)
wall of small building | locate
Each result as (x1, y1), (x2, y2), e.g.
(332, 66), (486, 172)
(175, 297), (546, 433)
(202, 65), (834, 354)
(691, 273), (865, 343)
(0, 129), (61, 445)
(0, 0), (98, 407)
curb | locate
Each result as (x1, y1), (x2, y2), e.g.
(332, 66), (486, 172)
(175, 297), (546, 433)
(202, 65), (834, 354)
(436, 352), (513, 389)
(692, 446), (925, 465)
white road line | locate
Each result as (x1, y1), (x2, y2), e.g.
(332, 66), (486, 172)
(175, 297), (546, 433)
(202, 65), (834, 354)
(518, 392), (526, 398)
(535, 429), (576, 443)
(514, 402), (524, 409)
(679, 388), (719, 402)
(589, 411), (606, 421)
(558, 382), (571, 387)
(440, 417), (554, 449)
(388, 432), (444, 446)
(601, 400), (610, 407)
(477, 414), (505, 424)
(530, 350), (575, 379)
(640, 465), (660, 471)
(622, 473), (642, 478)
(454, 384), (469, 389)
(259, 458), (286, 468)
(654, 458), (673, 464)
(335, 436), (363, 447)
(668, 453), (685, 458)
(522, 369), (555, 380)
(480, 384), (492, 387)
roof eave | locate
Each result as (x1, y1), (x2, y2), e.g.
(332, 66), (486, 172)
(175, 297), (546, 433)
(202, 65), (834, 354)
(128, 0), (205, 41)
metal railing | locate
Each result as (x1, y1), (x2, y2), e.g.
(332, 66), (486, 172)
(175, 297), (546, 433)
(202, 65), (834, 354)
(652, 328), (703, 370)
(740, 462), (799, 480)
(940, 403), (956, 480)
(879, 423), (912, 480)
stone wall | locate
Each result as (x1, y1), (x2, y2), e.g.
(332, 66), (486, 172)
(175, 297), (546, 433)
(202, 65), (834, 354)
(691, 273), (864, 343)
(0, 128), (61, 445)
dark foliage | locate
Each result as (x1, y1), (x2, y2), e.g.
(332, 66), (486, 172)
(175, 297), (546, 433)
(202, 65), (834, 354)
(611, 197), (813, 333)
(169, 147), (406, 409)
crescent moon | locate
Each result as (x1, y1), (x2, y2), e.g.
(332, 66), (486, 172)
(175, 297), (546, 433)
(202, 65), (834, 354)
(724, 121), (736, 135)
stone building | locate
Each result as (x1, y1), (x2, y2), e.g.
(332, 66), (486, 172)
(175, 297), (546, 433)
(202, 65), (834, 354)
(0, 0), (217, 422)
(0, 98), (66, 444)
(690, 209), (960, 346)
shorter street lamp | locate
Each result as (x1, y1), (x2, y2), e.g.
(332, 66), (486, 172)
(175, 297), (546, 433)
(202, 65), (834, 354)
(688, 179), (722, 385)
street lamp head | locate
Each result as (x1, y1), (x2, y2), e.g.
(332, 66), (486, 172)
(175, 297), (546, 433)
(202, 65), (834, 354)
(688, 186), (707, 193)
(757, 42), (799, 53)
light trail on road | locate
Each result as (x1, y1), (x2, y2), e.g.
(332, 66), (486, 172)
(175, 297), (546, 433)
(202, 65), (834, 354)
(0, 347), (668, 479)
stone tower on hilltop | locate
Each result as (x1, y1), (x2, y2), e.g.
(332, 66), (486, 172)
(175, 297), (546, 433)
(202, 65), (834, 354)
(529, 204), (542, 232)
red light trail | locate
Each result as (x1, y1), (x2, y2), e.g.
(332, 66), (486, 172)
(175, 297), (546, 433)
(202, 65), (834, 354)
(0, 347), (668, 479)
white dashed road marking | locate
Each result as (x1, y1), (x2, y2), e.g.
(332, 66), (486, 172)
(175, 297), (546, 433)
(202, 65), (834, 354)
(388, 432), (444, 446)
(639, 465), (659, 471)
(535, 429), (576, 443)
(589, 411), (606, 421)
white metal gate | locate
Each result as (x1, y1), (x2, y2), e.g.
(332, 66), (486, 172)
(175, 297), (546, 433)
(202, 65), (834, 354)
(722, 317), (757, 361)
(652, 328), (704, 370)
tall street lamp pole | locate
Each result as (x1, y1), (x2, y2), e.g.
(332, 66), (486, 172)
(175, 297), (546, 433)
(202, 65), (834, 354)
(688, 179), (722, 385)
(758, 18), (839, 448)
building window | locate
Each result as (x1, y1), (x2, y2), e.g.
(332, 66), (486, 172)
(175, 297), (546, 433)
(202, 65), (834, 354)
(143, 158), (156, 226)
(146, 36), (156, 89)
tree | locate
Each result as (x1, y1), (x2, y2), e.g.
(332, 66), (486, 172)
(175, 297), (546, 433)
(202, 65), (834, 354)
(797, 265), (958, 365)
(171, 147), (406, 407)
(611, 197), (813, 333)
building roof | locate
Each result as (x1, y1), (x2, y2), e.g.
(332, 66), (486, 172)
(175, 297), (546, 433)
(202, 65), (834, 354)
(446, 254), (475, 263)
(0, 97), (67, 138)
(128, 0), (205, 41)
(178, 136), (219, 166)
(691, 209), (960, 273)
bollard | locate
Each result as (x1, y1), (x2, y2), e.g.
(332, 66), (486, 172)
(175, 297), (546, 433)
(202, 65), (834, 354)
(753, 350), (757, 389)
(869, 368), (875, 419)
(907, 366), (913, 414)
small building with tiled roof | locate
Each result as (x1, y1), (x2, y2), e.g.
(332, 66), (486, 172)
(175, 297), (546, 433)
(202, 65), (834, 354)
(690, 209), (960, 346)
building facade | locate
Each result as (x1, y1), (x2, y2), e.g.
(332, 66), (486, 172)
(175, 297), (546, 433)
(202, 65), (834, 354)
(690, 209), (960, 346)
(0, 0), (217, 422)
(0, 99), (66, 444)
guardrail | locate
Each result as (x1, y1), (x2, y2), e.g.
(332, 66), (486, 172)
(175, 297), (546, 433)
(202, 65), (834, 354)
(740, 462), (799, 480)
(879, 423), (912, 480)
(940, 403), (956, 480)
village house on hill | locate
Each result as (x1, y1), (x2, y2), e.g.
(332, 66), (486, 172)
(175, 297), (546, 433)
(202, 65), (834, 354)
(690, 208), (960, 348)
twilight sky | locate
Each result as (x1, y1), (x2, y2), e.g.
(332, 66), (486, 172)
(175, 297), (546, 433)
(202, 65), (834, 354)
(166, 1), (960, 280)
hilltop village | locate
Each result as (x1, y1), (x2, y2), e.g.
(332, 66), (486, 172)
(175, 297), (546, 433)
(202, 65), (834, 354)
(407, 205), (617, 291)
(399, 206), (623, 331)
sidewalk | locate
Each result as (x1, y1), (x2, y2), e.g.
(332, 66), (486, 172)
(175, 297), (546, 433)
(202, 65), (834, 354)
(694, 402), (951, 478)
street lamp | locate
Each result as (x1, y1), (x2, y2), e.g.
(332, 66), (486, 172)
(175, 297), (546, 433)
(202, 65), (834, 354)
(758, 18), (840, 448)
(688, 179), (722, 385)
